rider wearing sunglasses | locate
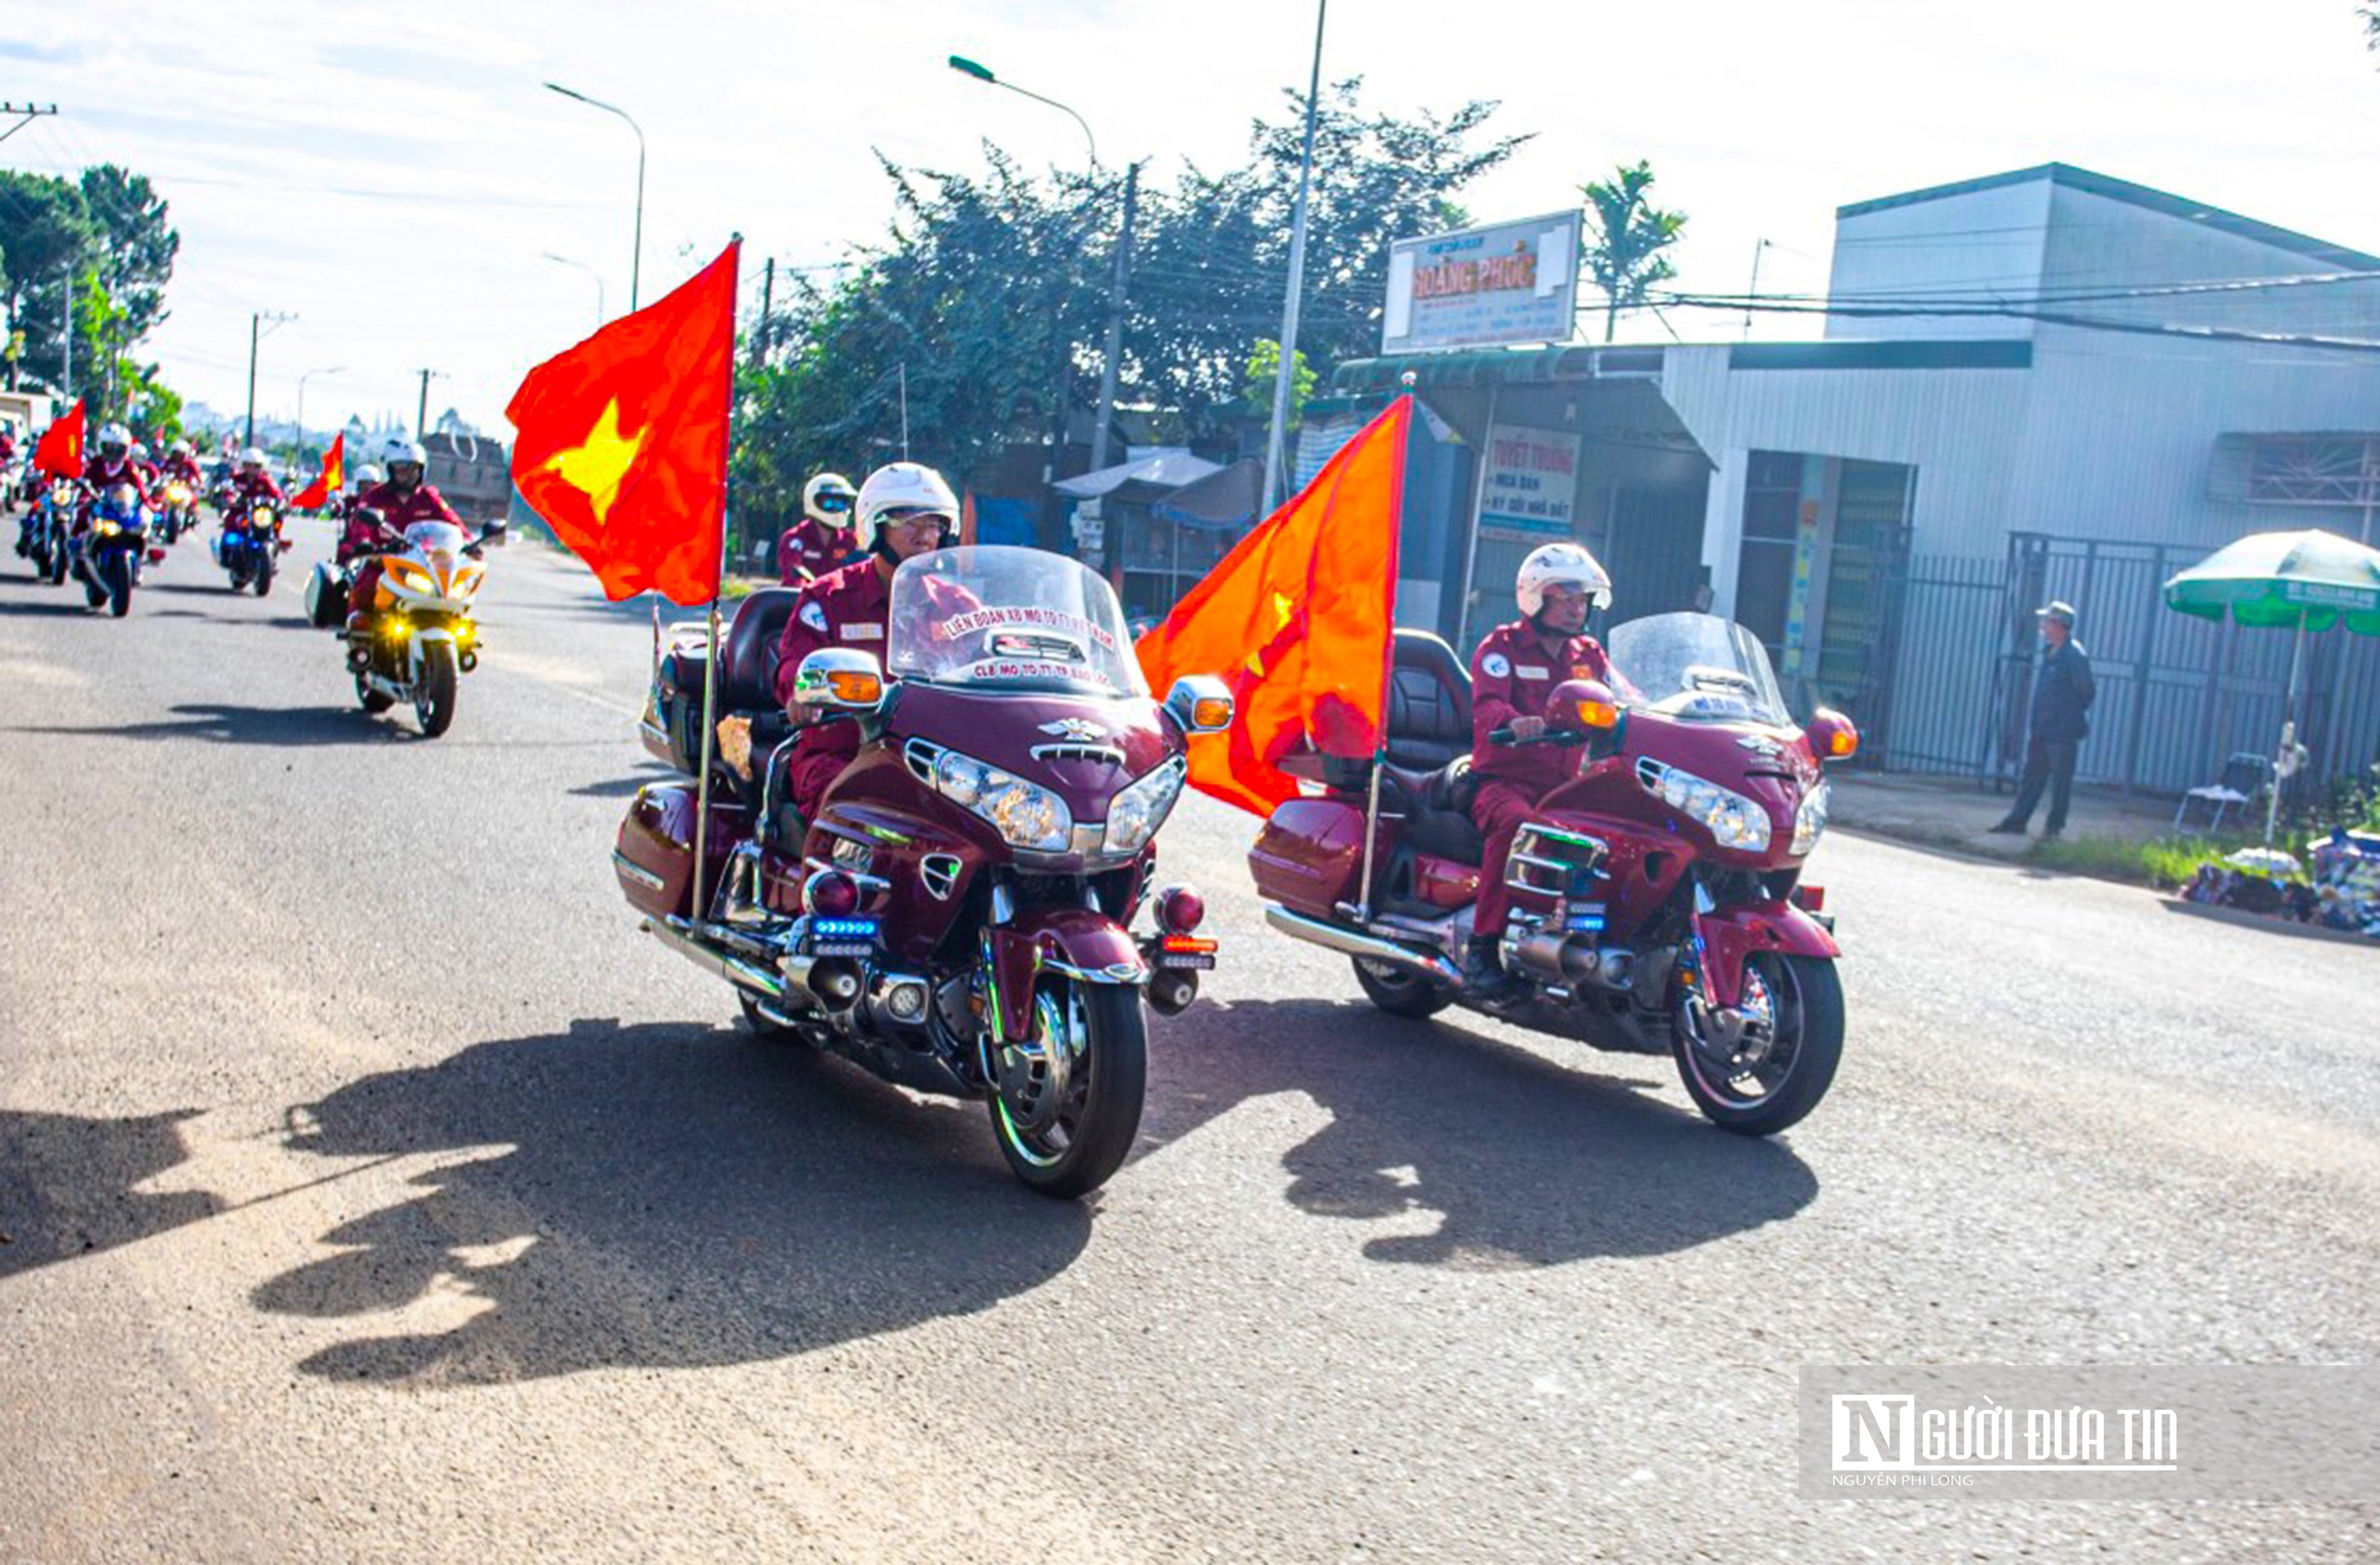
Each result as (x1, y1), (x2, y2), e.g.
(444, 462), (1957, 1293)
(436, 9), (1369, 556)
(778, 470), (859, 584)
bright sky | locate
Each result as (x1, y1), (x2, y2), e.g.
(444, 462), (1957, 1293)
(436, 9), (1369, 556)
(8, 0), (2378, 443)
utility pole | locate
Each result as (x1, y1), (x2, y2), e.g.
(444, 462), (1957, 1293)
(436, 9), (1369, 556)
(1089, 160), (1141, 474)
(756, 256), (774, 367)
(415, 368), (449, 440)
(61, 264), (73, 403)
(1262, 0), (1329, 514)
(0, 103), (58, 146)
(244, 310), (295, 448)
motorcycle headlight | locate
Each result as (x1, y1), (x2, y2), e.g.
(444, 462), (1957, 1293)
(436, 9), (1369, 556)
(1103, 756), (1186, 857)
(926, 746), (1073, 853)
(253, 507), (275, 527)
(1792, 779), (1830, 857)
(1643, 761), (1773, 853)
(386, 559), (432, 593)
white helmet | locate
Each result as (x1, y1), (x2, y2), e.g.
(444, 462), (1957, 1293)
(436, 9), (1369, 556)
(131, 442), (149, 461)
(854, 461), (959, 553)
(171, 439), (194, 457)
(241, 447), (268, 469)
(99, 421), (132, 454)
(355, 463), (385, 487)
(802, 470), (857, 528)
(1514, 541), (1612, 617)
(382, 435), (426, 468)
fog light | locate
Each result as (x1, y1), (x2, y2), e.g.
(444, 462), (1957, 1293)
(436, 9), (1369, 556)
(886, 981), (929, 1023)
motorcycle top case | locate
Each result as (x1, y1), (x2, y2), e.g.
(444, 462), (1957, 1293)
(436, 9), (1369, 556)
(305, 562), (349, 628)
(614, 782), (743, 920)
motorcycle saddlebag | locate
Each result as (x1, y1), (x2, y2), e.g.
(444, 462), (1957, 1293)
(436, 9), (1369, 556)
(1248, 798), (1370, 919)
(614, 782), (745, 921)
(304, 562), (349, 628)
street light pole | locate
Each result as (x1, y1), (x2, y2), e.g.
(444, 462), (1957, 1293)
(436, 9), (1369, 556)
(541, 252), (607, 326)
(1262, 0), (1328, 515)
(945, 55), (1097, 165)
(414, 368), (449, 443)
(295, 365), (344, 453)
(544, 82), (646, 311)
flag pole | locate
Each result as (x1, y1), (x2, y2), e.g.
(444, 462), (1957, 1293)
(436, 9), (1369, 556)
(1353, 393), (1413, 924)
(690, 236), (743, 924)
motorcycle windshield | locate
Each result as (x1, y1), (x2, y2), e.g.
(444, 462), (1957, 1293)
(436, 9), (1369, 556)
(1607, 612), (1792, 726)
(403, 521), (466, 562)
(888, 545), (1147, 698)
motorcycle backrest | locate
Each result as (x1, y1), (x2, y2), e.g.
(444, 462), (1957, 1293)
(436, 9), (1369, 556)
(1384, 629), (1472, 769)
(718, 587), (800, 711)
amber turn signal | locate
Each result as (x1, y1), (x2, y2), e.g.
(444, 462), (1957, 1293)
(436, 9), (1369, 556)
(1191, 696), (1234, 730)
(826, 670), (882, 704)
(1575, 698), (1620, 730)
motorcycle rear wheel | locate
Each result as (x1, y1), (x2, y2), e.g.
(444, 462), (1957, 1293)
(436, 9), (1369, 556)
(1672, 951), (1844, 1137)
(1351, 954), (1454, 1019)
(989, 981), (1147, 1199)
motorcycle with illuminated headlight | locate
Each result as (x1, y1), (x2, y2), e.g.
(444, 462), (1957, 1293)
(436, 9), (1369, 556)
(214, 495), (289, 593)
(157, 478), (199, 543)
(337, 518), (502, 737)
(615, 544), (1232, 1198)
(21, 478), (77, 584)
(1250, 612), (1857, 1135)
(69, 484), (154, 617)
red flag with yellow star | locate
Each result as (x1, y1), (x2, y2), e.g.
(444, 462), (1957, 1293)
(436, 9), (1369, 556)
(1134, 396), (1411, 814)
(507, 240), (738, 604)
(33, 400), (85, 478)
(292, 433), (343, 509)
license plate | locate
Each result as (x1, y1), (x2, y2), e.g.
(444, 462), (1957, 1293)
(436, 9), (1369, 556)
(812, 941), (875, 959)
(1156, 952), (1215, 971)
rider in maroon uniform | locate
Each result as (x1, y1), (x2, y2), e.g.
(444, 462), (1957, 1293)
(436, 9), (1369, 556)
(77, 423), (151, 532)
(778, 470), (858, 584)
(1465, 542), (1620, 997)
(765, 463), (964, 844)
(345, 438), (463, 637)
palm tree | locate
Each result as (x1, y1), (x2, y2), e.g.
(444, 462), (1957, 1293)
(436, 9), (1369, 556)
(1580, 161), (1686, 343)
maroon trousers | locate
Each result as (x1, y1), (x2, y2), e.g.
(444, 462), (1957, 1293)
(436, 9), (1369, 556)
(1471, 778), (1548, 938)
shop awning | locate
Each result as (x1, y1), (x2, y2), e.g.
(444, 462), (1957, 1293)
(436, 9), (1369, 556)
(1052, 447), (1223, 500)
(1148, 458), (1264, 533)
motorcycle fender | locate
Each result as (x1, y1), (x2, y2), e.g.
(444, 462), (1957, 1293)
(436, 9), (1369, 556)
(409, 626), (456, 681)
(1691, 900), (1840, 1012)
(983, 907), (1145, 1045)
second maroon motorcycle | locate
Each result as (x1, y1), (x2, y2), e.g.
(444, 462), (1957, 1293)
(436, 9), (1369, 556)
(616, 545), (1232, 1197)
(1250, 612), (1856, 1136)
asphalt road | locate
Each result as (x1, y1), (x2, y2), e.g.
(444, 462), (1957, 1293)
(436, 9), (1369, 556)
(2, 516), (2374, 1563)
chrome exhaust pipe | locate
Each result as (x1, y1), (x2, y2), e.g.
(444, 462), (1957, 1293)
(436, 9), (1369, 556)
(1262, 903), (1463, 986)
(782, 953), (862, 1012)
(1148, 970), (1197, 1016)
(643, 916), (787, 1001)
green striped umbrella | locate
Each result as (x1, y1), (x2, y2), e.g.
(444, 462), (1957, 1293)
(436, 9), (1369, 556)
(2163, 527), (2380, 843)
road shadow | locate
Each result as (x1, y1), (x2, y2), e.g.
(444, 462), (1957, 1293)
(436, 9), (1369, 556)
(1142, 995), (1819, 1269)
(0, 595), (98, 617)
(253, 1016), (1091, 1386)
(570, 762), (682, 799)
(0, 1108), (221, 1281)
(11, 702), (392, 747)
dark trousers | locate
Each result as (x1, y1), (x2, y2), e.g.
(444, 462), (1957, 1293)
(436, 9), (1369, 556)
(2005, 737), (2080, 833)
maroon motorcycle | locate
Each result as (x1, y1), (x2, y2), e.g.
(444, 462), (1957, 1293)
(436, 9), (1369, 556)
(616, 545), (1232, 1197)
(1250, 612), (1856, 1135)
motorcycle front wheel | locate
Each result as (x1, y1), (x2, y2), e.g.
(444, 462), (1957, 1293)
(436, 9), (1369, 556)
(989, 981), (1147, 1199)
(415, 641), (459, 738)
(354, 672), (396, 715)
(254, 555), (275, 596)
(104, 550), (132, 616)
(1671, 951), (1844, 1137)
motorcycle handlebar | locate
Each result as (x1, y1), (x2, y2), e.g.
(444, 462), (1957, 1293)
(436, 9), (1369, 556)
(1486, 726), (1591, 747)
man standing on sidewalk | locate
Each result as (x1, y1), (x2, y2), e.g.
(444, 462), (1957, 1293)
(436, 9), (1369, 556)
(1991, 601), (2096, 840)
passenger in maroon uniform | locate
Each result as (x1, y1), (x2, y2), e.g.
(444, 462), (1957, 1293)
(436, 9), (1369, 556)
(1465, 542), (1620, 997)
(778, 470), (858, 584)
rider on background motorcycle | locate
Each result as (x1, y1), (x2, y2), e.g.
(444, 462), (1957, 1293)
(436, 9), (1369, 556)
(765, 461), (966, 843)
(77, 424), (151, 531)
(334, 464), (389, 561)
(130, 442), (161, 490)
(344, 438), (462, 637)
(1464, 542), (1622, 998)
(162, 439), (205, 488)
(778, 470), (859, 584)
(227, 447), (287, 513)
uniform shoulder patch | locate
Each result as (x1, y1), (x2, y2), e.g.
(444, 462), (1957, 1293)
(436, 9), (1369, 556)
(1480, 651), (1511, 679)
(798, 601), (828, 633)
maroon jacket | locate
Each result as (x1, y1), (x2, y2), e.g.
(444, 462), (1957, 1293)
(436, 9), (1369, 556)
(162, 454), (205, 487)
(1469, 619), (1615, 794)
(228, 469), (288, 510)
(80, 455), (151, 509)
(352, 479), (461, 530)
(778, 517), (857, 584)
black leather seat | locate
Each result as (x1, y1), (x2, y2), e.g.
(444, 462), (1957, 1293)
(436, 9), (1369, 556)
(719, 587), (800, 712)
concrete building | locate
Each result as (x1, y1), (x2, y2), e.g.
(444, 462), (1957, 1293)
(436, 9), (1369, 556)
(1325, 163), (2380, 795)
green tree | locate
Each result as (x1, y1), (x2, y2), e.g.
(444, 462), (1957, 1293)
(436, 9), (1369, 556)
(78, 165), (178, 345)
(0, 171), (97, 393)
(1242, 339), (1315, 430)
(1580, 160), (1686, 342)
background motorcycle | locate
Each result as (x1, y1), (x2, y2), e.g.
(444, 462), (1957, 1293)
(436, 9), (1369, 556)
(156, 478), (200, 544)
(619, 544), (1232, 1197)
(70, 484), (153, 617)
(339, 518), (503, 737)
(20, 478), (76, 584)
(1250, 613), (1857, 1136)
(214, 497), (289, 593)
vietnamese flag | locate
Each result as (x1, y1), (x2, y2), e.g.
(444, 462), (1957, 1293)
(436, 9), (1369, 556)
(33, 400), (84, 478)
(1136, 396), (1412, 814)
(508, 240), (738, 604)
(292, 433), (344, 508)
